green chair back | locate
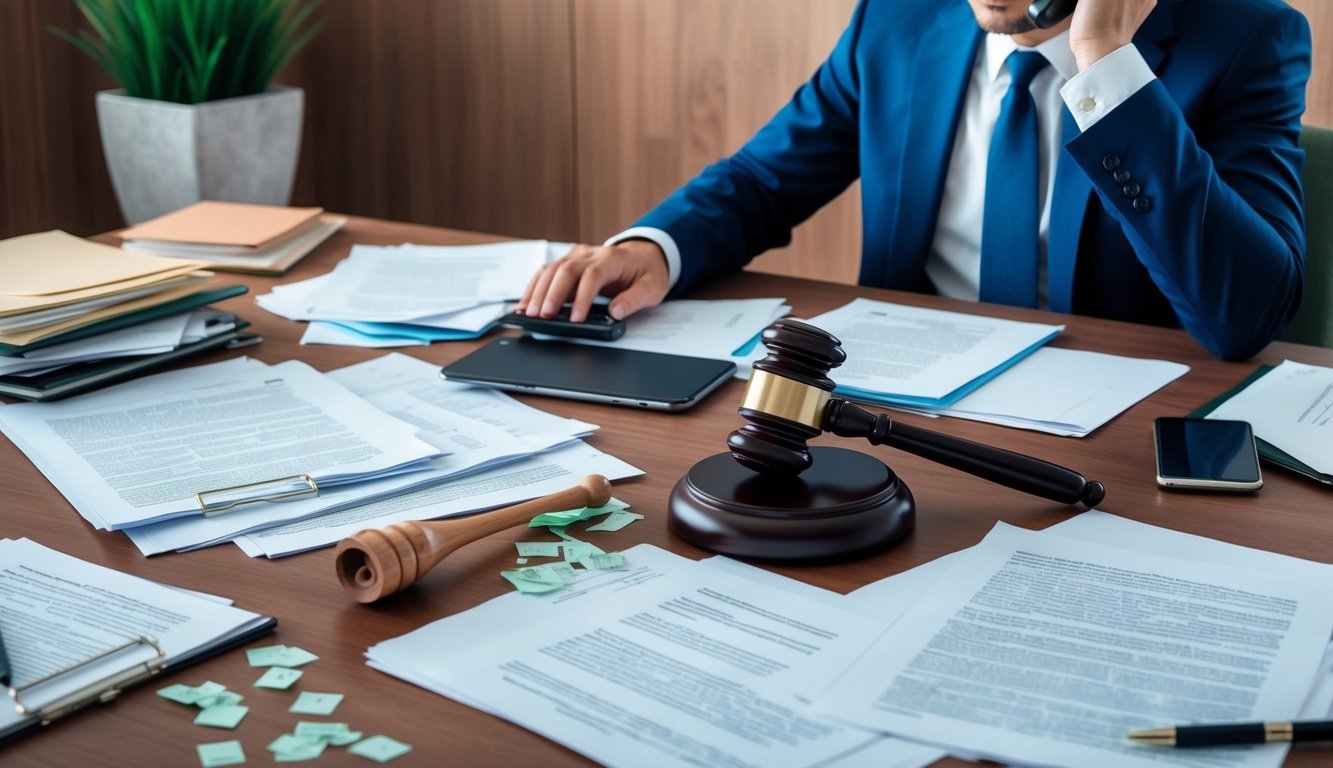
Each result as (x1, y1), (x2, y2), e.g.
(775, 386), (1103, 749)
(1283, 124), (1333, 347)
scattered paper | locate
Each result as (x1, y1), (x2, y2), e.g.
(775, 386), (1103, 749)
(196, 739), (246, 767)
(289, 691), (344, 716)
(194, 704), (249, 729)
(246, 645), (320, 669)
(348, 735), (413, 763)
(254, 667), (304, 690)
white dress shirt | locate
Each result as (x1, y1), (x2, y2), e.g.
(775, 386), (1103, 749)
(612, 36), (1155, 306)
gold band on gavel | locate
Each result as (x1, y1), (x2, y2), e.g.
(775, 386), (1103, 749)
(739, 370), (831, 430)
(1265, 723), (1294, 742)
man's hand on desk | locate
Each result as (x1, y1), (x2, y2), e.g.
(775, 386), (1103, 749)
(518, 239), (669, 323)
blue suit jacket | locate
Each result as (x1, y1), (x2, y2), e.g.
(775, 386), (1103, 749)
(636, 0), (1311, 359)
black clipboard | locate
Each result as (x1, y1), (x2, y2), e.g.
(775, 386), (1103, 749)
(1189, 365), (1333, 487)
(0, 615), (276, 746)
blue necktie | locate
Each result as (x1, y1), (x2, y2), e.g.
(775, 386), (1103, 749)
(980, 51), (1049, 308)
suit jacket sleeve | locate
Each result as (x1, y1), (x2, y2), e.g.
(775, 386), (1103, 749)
(1063, 7), (1311, 360)
(634, 2), (869, 298)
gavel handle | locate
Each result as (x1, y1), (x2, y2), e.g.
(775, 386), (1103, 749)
(825, 399), (1105, 507)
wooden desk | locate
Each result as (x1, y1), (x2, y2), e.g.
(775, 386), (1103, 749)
(4, 216), (1331, 767)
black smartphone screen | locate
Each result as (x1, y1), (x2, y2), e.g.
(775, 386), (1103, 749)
(440, 337), (736, 411)
(1154, 417), (1262, 483)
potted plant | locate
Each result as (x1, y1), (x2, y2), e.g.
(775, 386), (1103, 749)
(53, 0), (324, 224)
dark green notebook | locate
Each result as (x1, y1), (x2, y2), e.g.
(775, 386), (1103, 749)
(0, 284), (248, 356)
(1190, 365), (1333, 487)
(0, 321), (258, 401)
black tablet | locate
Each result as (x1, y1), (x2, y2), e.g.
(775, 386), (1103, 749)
(439, 337), (736, 411)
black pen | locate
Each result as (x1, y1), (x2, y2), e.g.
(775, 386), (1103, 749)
(1129, 720), (1333, 747)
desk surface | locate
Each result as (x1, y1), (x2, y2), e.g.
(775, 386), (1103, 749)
(4, 216), (1331, 767)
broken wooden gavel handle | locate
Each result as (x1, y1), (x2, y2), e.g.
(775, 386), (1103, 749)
(334, 474), (612, 603)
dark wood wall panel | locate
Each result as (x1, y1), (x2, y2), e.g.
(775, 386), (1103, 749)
(570, 0), (862, 285)
(286, 0), (577, 241)
(1, 0), (1329, 261)
(0, 1), (120, 240)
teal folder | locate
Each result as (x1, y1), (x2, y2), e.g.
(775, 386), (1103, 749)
(1190, 365), (1333, 487)
(0, 285), (248, 356)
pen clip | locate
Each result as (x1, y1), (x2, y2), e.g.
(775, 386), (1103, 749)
(9, 635), (166, 725)
(196, 474), (319, 517)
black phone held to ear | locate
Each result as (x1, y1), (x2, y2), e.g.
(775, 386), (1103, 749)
(669, 319), (1105, 561)
(1028, 0), (1078, 29)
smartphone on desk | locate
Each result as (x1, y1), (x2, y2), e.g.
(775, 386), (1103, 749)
(440, 336), (735, 411)
(1028, 0), (1077, 28)
(496, 303), (626, 342)
(1154, 417), (1263, 492)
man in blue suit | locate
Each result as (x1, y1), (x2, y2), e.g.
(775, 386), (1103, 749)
(520, 0), (1311, 360)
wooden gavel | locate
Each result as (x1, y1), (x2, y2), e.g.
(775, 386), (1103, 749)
(334, 475), (612, 603)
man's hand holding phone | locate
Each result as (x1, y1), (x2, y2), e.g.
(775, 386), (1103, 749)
(518, 240), (670, 325)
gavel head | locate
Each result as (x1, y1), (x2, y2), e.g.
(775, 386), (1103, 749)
(727, 319), (846, 475)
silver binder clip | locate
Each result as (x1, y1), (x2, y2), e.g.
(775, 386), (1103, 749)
(195, 474), (320, 516)
(9, 635), (166, 725)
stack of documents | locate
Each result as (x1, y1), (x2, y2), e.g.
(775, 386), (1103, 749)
(0, 537), (275, 744)
(257, 240), (564, 347)
(799, 298), (1185, 436)
(118, 200), (346, 275)
(807, 298), (1064, 408)
(0, 230), (253, 401)
(0, 353), (640, 556)
(365, 514), (1333, 768)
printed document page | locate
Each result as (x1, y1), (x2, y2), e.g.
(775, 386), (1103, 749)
(234, 442), (642, 557)
(123, 387), (592, 555)
(1206, 360), (1333, 474)
(0, 358), (439, 530)
(0, 538), (266, 737)
(289, 241), (546, 322)
(370, 550), (897, 768)
(805, 298), (1063, 406)
(816, 523), (1333, 768)
(900, 347), (1188, 436)
(555, 298), (789, 362)
(368, 544), (946, 768)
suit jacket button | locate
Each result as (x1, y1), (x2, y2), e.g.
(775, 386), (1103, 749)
(1133, 195), (1153, 213)
(1122, 181), (1142, 198)
(1102, 154), (1121, 171)
(1113, 168), (1131, 184)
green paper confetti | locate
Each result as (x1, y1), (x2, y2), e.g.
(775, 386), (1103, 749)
(267, 734), (319, 754)
(254, 666), (304, 690)
(246, 644), (320, 668)
(585, 510), (644, 532)
(514, 541), (562, 558)
(586, 552), (627, 570)
(349, 735), (413, 763)
(527, 500), (627, 528)
(158, 683), (204, 706)
(194, 704), (249, 729)
(274, 740), (326, 762)
(195, 691), (244, 708)
(289, 691), (344, 716)
(196, 739), (246, 767)
(294, 721), (353, 741)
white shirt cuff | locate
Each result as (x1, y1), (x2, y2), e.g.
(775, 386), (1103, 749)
(1060, 44), (1156, 132)
(605, 226), (682, 290)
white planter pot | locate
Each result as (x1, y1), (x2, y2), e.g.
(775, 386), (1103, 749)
(96, 86), (304, 224)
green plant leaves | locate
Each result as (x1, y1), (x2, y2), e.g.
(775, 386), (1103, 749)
(49, 0), (324, 104)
